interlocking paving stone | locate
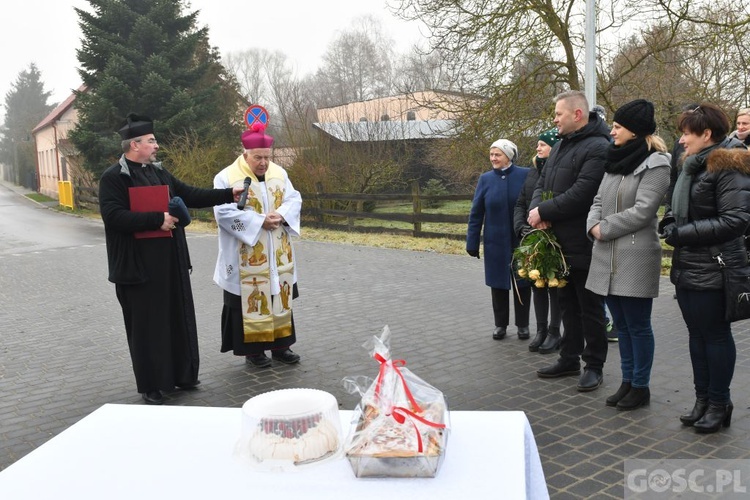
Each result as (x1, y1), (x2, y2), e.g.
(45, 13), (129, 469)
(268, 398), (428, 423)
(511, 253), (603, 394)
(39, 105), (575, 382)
(2, 182), (750, 498)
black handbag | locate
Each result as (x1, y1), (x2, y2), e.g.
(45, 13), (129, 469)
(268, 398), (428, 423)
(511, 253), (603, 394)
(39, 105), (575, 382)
(712, 248), (750, 323)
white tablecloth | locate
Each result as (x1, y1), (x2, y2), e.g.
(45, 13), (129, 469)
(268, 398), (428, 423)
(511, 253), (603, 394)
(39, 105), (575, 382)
(0, 404), (548, 499)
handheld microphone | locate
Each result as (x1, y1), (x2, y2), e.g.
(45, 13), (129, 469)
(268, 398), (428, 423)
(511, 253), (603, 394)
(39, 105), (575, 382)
(237, 177), (252, 210)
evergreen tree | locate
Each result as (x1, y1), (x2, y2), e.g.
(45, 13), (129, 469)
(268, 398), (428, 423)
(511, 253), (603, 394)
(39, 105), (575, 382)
(70, 0), (243, 178)
(0, 63), (54, 188)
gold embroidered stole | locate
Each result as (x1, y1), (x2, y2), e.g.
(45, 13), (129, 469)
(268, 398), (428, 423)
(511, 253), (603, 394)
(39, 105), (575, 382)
(227, 156), (294, 343)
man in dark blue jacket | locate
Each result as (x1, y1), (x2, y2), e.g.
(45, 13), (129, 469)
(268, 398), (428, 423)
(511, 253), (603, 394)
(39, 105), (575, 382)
(527, 90), (611, 391)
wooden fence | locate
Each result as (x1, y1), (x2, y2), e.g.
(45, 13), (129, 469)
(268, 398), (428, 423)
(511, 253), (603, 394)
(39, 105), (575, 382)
(68, 182), (674, 257)
(302, 182), (472, 241)
(73, 182), (473, 240)
(75, 185), (99, 211)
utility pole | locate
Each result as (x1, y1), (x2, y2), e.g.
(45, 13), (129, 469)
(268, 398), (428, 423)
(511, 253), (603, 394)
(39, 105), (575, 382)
(585, 0), (597, 109)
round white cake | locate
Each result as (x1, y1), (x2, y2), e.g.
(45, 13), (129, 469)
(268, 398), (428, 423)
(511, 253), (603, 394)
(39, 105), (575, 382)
(240, 389), (341, 466)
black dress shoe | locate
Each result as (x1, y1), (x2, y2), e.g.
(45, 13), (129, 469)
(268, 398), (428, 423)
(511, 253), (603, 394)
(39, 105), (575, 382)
(176, 380), (201, 390)
(616, 387), (650, 410)
(680, 398), (709, 426)
(271, 348), (301, 364)
(516, 326), (530, 340)
(246, 353), (272, 367)
(537, 359), (580, 378)
(577, 369), (603, 392)
(142, 390), (164, 405)
(492, 327), (507, 340)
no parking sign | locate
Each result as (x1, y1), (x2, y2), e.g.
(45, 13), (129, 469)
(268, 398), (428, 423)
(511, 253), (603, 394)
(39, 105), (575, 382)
(244, 105), (269, 129)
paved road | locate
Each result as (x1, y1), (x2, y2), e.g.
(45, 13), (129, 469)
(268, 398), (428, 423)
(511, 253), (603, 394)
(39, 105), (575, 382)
(1, 180), (749, 498)
(0, 183), (104, 255)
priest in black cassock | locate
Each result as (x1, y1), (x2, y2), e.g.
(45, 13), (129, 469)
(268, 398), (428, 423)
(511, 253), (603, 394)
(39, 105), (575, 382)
(99, 113), (244, 405)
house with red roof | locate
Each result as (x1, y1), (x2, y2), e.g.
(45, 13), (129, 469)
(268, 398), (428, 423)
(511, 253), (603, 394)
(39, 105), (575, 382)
(31, 85), (86, 199)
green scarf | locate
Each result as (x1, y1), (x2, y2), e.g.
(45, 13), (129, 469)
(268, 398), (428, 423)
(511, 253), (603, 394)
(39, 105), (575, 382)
(671, 143), (721, 224)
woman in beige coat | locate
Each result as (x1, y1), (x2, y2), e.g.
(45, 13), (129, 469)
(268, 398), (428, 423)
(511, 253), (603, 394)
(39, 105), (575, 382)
(585, 99), (671, 410)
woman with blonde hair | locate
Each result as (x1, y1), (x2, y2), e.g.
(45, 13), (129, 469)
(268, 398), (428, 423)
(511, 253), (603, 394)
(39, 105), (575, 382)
(728, 108), (750, 147)
(514, 128), (563, 352)
(585, 99), (671, 410)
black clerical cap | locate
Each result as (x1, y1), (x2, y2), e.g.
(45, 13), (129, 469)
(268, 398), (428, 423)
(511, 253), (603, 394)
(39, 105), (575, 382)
(118, 113), (154, 140)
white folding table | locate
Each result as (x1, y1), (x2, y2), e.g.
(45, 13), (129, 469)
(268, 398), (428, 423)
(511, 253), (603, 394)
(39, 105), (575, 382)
(0, 404), (548, 499)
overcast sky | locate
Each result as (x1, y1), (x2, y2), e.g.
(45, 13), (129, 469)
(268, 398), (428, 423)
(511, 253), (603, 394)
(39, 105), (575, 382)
(0, 0), (427, 123)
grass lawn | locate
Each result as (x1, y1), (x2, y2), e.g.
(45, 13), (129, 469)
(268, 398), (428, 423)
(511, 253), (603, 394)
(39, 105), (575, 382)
(26, 193), (56, 203)
(313, 199), (471, 237)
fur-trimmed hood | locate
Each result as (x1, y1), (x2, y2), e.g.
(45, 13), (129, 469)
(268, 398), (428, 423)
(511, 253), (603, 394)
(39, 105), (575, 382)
(706, 147), (750, 174)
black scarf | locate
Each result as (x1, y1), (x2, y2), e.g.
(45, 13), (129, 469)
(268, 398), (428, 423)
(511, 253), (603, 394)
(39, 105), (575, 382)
(535, 156), (546, 171)
(604, 137), (650, 176)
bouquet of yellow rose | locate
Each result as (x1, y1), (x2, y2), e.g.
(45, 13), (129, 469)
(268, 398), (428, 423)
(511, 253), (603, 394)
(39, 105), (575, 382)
(513, 229), (569, 288)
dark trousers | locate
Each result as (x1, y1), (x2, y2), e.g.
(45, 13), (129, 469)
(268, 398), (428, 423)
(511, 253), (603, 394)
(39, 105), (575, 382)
(606, 295), (654, 388)
(491, 286), (531, 328)
(676, 287), (735, 404)
(532, 285), (561, 329)
(558, 268), (608, 371)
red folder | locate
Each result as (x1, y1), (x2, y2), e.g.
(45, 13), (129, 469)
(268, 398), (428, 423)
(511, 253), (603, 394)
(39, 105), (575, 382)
(129, 185), (172, 239)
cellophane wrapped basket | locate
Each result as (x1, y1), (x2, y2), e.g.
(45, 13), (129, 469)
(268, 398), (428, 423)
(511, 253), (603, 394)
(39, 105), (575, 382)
(342, 326), (450, 478)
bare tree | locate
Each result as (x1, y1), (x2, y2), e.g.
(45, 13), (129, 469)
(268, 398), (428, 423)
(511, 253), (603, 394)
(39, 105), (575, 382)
(393, 46), (457, 93)
(390, 0), (750, 185)
(223, 49), (272, 106)
(391, 0), (749, 107)
(312, 16), (396, 107)
(223, 48), (311, 146)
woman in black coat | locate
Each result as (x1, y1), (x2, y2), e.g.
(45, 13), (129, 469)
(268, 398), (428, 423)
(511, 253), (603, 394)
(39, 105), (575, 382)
(514, 128), (562, 352)
(662, 103), (750, 433)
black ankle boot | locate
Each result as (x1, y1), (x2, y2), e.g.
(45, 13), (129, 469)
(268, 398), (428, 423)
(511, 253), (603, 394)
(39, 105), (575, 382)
(538, 327), (561, 354)
(528, 326), (548, 352)
(616, 387), (650, 411)
(605, 382), (632, 407)
(679, 398), (709, 426)
(694, 402), (733, 433)
(492, 326), (507, 340)
(517, 326), (531, 340)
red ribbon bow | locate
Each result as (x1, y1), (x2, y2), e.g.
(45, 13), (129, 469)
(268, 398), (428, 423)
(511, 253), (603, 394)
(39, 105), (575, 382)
(391, 406), (447, 453)
(373, 353), (421, 412)
(372, 353), (446, 453)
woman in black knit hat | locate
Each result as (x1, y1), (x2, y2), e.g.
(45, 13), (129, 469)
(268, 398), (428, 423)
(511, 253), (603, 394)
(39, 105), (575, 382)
(585, 99), (671, 410)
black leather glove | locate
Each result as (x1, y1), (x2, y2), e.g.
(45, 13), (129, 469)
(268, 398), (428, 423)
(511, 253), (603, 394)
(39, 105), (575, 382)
(658, 215), (675, 236)
(659, 222), (675, 240)
(519, 226), (533, 239)
(663, 225), (678, 246)
(466, 249), (480, 259)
